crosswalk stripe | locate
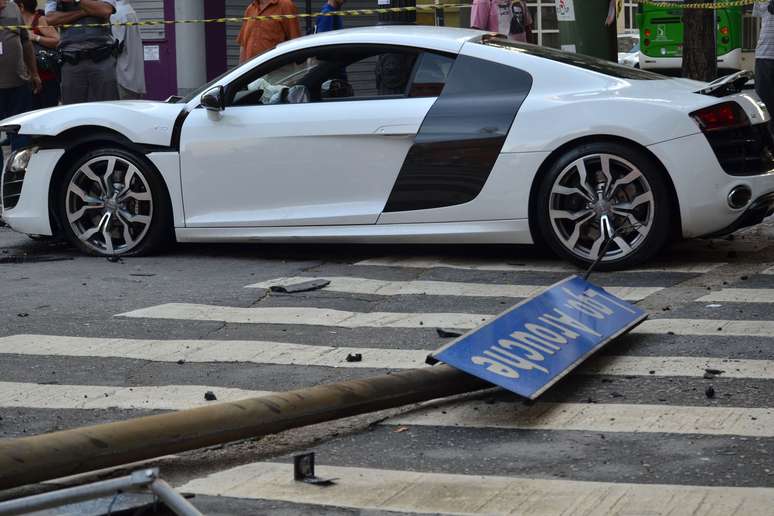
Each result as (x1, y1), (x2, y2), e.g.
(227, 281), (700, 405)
(762, 265), (774, 275)
(354, 256), (725, 274)
(2, 335), (773, 379)
(698, 289), (774, 303)
(0, 335), (429, 370)
(178, 462), (774, 515)
(245, 276), (662, 301)
(118, 304), (491, 329)
(3, 380), (771, 437)
(118, 304), (774, 336)
(387, 400), (774, 437)
(0, 382), (270, 410)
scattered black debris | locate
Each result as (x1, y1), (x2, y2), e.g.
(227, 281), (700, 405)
(610, 392), (624, 398)
(741, 275), (749, 281)
(293, 453), (337, 487)
(425, 354), (439, 366)
(717, 327), (723, 332)
(0, 255), (73, 264)
(204, 391), (217, 401)
(705, 386), (716, 398)
(106, 256), (123, 263)
(270, 279), (330, 293)
(130, 273), (156, 277)
(345, 353), (362, 363)
(667, 331), (675, 336)
(705, 368), (724, 376)
(16, 313), (29, 318)
(703, 372), (717, 380)
(436, 328), (463, 338)
(648, 370), (655, 375)
(662, 306), (671, 311)
(586, 397), (597, 404)
(177, 359), (185, 365)
(601, 378), (614, 383)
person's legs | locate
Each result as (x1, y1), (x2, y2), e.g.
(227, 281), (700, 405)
(88, 58), (119, 102)
(4, 85), (32, 151)
(60, 62), (90, 105)
(755, 58), (774, 134)
(117, 83), (144, 100)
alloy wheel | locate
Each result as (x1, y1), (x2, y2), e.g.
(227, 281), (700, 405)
(65, 155), (153, 255)
(548, 153), (655, 262)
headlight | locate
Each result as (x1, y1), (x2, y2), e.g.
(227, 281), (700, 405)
(8, 148), (35, 173)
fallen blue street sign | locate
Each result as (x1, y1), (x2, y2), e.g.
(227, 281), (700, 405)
(431, 276), (647, 399)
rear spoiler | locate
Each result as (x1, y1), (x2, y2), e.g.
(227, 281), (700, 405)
(697, 70), (754, 97)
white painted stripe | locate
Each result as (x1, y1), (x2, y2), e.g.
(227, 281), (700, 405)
(355, 256), (725, 274)
(762, 265), (774, 275)
(246, 276), (661, 301)
(118, 304), (774, 337)
(580, 355), (774, 379)
(3, 335), (774, 380)
(698, 289), (774, 303)
(634, 319), (774, 337)
(5, 379), (771, 438)
(0, 382), (270, 411)
(118, 304), (491, 329)
(0, 335), (429, 370)
(388, 401), (774, 437)
(179, 462), (774, 516)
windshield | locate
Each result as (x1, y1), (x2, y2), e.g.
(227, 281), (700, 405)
(617, 36), (639, 53)
(482, 37), (665, 81)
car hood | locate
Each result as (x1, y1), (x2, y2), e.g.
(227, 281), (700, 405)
(0, 100), (186, 147)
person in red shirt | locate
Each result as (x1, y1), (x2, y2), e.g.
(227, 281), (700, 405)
(238, 0), (301, 63)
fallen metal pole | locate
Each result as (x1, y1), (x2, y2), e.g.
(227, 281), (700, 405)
(0, 468), (203, 516)
(0, 366), (487, 491)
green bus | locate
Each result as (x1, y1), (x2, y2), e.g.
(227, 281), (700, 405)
(637, 1), (743, 72)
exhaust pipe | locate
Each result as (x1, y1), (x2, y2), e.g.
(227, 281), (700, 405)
(727, 185), (752, 210)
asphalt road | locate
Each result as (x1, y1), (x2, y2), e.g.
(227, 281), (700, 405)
(1, 222), (773, 515)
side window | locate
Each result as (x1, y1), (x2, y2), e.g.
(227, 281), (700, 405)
(229, 46), (432, 107)
(409, 52), (456, 98)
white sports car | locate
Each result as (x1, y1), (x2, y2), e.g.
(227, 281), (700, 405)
(2, 27), (773, 269)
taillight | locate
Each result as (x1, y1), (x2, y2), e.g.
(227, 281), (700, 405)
(691, 102), (750, 132)
(644, 39), (650, 47)
(720, 26), (729, 35)
(644, 29), (652, 37)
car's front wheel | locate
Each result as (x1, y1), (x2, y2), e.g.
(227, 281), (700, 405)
(56, 148), (171, 257)
(534, 142), (672, 270)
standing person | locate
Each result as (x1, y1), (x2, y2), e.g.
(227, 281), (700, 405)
(111, 0), (146, 100)
(315, 0), (344, 33)
(0, 0), (41, 164)
(238, 0), (301, 63)
(16, 0), (60, 109)
(471, 0), (531, 42)
(45, 0), (118, 104)
(755, 0), (774, 135)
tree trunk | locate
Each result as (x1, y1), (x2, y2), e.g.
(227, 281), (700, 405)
(681, 8), (717, 81)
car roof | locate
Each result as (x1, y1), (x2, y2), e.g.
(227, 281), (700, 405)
(278, 25), (486, 54)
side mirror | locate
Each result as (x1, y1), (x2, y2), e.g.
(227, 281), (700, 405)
(201, 86), (226, 112)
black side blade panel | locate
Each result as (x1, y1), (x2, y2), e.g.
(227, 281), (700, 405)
(383, 54), (533, 213)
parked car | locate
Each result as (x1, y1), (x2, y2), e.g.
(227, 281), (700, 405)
(618, 33), (640, 68)
(2, 27), (773, 269)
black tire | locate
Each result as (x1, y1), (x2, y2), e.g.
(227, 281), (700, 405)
(55, 147), (172, 257)
(534, 141), (672, 271)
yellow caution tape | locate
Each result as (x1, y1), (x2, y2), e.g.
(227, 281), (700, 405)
(0, 4), (466, 31)
(636, 0), (758, 8)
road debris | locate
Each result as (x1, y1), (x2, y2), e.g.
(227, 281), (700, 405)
(393, 426), (409, 433)
(345, 353), (362, 363)
(270, 279), (330, 293)
(204, 391), (217, 401)
(436, 328), (463, 338)
(293, 453), (337, 486)
(705, 386), (716, 399)
(16, 313), (29, 318)
(106, 256), (123, 263)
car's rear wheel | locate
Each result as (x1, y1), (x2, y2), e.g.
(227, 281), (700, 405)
(535, 142), (672, 270)
(56, 148), (171, 257)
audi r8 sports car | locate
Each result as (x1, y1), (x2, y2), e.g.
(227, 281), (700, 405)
(2, 27), (773, 269)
